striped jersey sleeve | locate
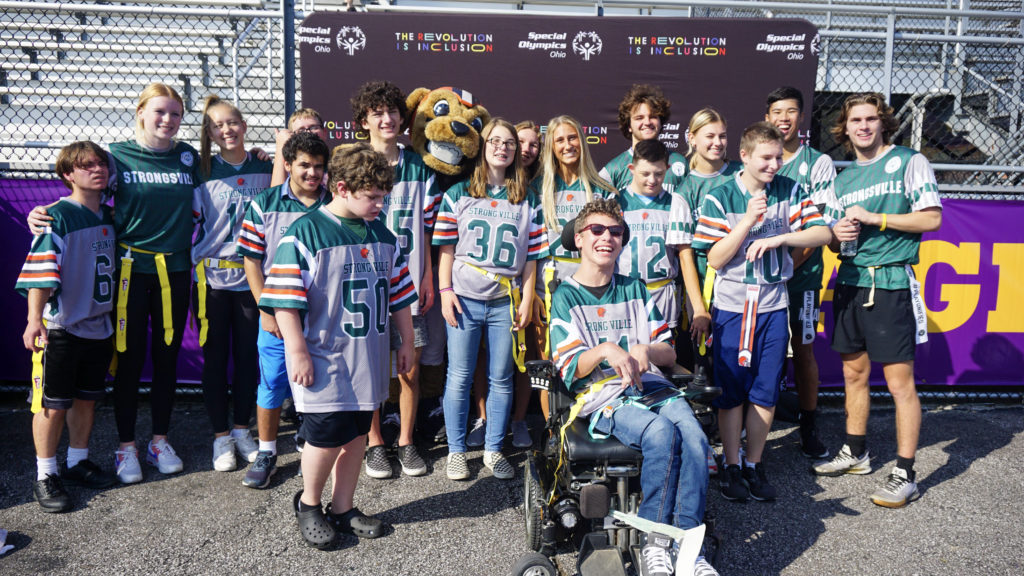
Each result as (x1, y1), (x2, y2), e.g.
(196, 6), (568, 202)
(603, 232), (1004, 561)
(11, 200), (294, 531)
(549, 310), (589, 389)
(907, 153), (942, 211)
(788, 182), (826, 232)
(258, 235), (315, 313)
(389, 238), (417, 312)
(431, 189), (459, 246)
(237, 197), (267, 260)
(666, 191), (694, 246)
(16, 229), (63, 293)
(691, 193), (730, 252)
(422, 171), (442, 232)
(526, 199), (550, 261)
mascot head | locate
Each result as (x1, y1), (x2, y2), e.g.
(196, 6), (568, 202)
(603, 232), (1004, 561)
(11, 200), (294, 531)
(405, 87), (491, 176)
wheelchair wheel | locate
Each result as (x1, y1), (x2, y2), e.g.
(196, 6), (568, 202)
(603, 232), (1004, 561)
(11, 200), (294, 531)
(524, 460), (546, 552)
(511, 552), (557, 576)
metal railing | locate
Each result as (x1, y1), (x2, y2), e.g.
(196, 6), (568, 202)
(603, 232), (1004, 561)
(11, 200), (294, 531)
(2, 0), (1022, 194)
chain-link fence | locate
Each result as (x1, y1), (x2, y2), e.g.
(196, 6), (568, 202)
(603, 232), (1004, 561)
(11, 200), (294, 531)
(3, 0), (1023, 193)
(1, 0), (286, 174)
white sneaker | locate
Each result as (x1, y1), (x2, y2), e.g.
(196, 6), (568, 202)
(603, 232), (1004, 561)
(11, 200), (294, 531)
(212, 436), (237, 472)
(694, 555), (720, 576)
(232, 429), (259, 463)
(115, 448), (143, 484)
(466, 417), (486, 448)
(510, 420), (532, 449)
(147, 439), (184, 474)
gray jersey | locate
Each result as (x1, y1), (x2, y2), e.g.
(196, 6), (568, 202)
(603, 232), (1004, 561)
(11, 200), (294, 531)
(16, 198), (115, 339)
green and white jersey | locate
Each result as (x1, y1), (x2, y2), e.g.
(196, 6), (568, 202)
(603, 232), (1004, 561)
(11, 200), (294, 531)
(549, 274), (671, 417)
(777, 146), (838, 295)
(537, 175), (607, 293)
(432, 182), (549, 300)
(192, 153), (273, 290)
(108, 140), (200, 274)
(616, 186), (681, 327)
(236, 179), (326, 276)
(599, 148), (689, 195)
(692, 174), (826, 313)
(16, 198), (115, 339)
(671, 161), (743, 283)
(831, 145), (941, 290)
(258, 207), (416, 413)
(379, 145), (440, 316)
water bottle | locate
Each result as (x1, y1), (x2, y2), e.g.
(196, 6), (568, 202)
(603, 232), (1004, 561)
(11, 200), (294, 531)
(840, 238), (858, 257)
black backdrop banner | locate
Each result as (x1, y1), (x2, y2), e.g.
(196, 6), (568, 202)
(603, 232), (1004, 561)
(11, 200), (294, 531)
(298, 12), (819, 164)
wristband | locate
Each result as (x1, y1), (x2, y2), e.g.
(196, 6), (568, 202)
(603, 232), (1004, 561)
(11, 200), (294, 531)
(439, 287), (454, 294)
(879, 213), (887, 232)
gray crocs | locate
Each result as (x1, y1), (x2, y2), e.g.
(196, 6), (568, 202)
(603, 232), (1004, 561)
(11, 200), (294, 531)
(294, 490), (336, 549)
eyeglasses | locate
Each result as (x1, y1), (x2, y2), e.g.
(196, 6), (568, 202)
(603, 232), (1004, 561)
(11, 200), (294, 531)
(580, 223), (625, 237)
(293, 125), (322, 133)
(487, 138), (517, 151)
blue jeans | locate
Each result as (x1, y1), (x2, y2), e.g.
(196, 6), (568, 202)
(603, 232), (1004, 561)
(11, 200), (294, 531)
(592, 379), (709, 530)
(444, 295), (514, 453)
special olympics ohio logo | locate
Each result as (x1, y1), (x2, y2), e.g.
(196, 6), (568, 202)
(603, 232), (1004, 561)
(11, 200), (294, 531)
(572, 31), (602, 61)
(337, 26), (367, 56)
(810, 33), (821, 56)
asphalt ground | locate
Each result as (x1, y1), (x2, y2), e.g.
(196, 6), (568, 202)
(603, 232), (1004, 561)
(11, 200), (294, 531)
(0, 395), (1021, 576)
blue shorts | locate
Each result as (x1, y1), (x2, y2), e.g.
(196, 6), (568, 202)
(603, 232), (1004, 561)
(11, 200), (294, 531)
(711, 308), (788, 410)
(256, 327), (291, 410)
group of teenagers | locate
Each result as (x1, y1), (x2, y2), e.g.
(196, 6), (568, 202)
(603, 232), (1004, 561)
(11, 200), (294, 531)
(16, 78), (941, 563)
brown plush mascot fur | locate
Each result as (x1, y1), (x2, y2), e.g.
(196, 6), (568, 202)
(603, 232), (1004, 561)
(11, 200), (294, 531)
(404, 86), (491, 177)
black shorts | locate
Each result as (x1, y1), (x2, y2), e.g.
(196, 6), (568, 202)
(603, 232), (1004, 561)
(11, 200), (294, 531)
(40, 330), (112, 410)
(831, 285), (915, 364)
(299, 410), (373, 448)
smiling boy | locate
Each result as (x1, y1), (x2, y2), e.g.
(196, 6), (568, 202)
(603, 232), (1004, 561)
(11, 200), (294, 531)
(692, 122), (831, 502)
(764, 86), (838, 460)
(812, 93), (942, 509)
(237, 132), (330, 488)
(615, 139), (686, 336)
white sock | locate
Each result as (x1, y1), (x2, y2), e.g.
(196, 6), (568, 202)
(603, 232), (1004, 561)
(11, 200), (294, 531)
(37, 456), (59, 481)
(67, 447), (89, 469)
(230, 428), (249, 439)
(259, 440), (277, 456)
(743, 459), (758, 469)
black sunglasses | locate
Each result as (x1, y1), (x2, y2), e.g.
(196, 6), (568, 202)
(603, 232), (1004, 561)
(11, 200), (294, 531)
(580, 223), (626, 237)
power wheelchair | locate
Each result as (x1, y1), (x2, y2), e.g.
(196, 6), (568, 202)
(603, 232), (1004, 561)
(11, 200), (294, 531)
(513, 360), (721, 576)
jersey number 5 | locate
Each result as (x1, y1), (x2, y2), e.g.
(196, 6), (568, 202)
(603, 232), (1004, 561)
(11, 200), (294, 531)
(342, 277), (389, 338)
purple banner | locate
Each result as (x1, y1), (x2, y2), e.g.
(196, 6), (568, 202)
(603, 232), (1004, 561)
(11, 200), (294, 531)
(1, 178), (203, 385)
(3, 180), (1021, 387)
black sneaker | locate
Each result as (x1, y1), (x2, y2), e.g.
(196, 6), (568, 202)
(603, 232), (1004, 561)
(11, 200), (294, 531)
(243, 450), (278, 489)
(34, 474), (72, 513)
(64, 459), (117, 489)
(742, 463), (777, 501)
(638, 532), (675, 576)
(396, 444), (427, 476)
(719, 464), (749, 501)
(800, 432), (830, 460)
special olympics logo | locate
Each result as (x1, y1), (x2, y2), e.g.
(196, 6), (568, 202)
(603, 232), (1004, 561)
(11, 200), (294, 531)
(336, 26), (366, 56)
(180, 151), (194, 167)
(810, 33), (821, 55)
(572, 31), (602, 61)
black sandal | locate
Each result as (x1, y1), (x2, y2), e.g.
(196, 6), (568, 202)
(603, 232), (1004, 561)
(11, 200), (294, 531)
(325, 504), (385, 539)
(293, 490), (336, 549)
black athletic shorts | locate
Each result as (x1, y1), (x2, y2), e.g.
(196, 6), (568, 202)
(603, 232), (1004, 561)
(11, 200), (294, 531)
(299, 410), (373, 448)
(41, 330), (112, 410)
(831, 284), (916, 364)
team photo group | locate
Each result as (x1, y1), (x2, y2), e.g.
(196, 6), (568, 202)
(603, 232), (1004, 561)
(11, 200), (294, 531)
(15, 76), (941, 574)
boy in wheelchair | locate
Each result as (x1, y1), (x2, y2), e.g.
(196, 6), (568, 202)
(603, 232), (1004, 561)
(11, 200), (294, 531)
(543, 198), (716, 575)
